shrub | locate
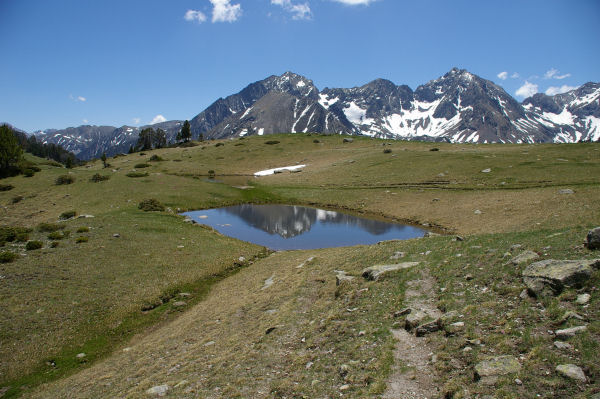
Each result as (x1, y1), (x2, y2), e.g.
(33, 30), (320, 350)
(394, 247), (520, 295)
(12, 195), (24, 204)
(138, 198), (165, 212)
(26, 240), (43, 250)
(90, 173), (110, 182)
(126, 171), (149, 178)
(148, 155), (164, 162)
(50, 241), (59, 248)
(48, 230), (70, 240)
(313, 139), (320, 143)
(15, 231), (29, 242)
(208, 170), (216, 177)
(76, 226), (90, 233)
(23, 169), (35, 177)
(134, 163), (150, 168)
(0, 251), (18, 263)
(75, 236), (89, 243)
(215, 143), (224, 147)
(265, 140), (280, 145)
(55, 175), (75, 185)
(37, 223), (64, 232)
(430, 147), (440, 152)
(0, 226), (31, 244)
(0, 184), (14, 191)
(59, 210), (77, 220)
(383, 148), (392, 154)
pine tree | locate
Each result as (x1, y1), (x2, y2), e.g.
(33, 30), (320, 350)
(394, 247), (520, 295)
(180, 120), (191, 143)
(0, 124), (23, 177)
(101, 152), (107, 168)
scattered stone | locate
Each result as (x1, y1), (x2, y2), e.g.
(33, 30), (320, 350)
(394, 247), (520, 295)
(261, 275), (274, 290)
(474, 356), (521, 383)
(481, 168), (491, 173)
(173, 301), (187, 308)
(466, 339), (482, 346)
(265, 326), (277, 335)
(439, 311), (459, 326)
(146, 384), (169, 396)
(510, 244), (522, 251)
(474, 210), (482, 215)
(405, 310), (428, 331)
(555, 325), (587, 339)
(576, 293), (591, 305)
(76, 353), (86, 359)
(560, 311), (585, 323)
(339, 384), (350, 391)
(358, 330), (366, 336)
(342, 138), (354, 143)
(339, 364), (350, 377)
(238, 256), (245, 263)
(463, 346), (473, 353)
(416, 320), (441, 336)
(558, 189), (574, 195)
(112, 233), (120, 238)
(393, 308), (412, 318)
(522, 259), (600, 296)
(122, 347), (132, 352)
(515, 378), (523, 385)
(553, 341), (573, 350)
(305, 361), (313, 369)
(174, 380), (188, 389)
(424, 232), (440, 237)
(335, 270), (355, 286)
(454, 236), (464, 241)
(556, 364), (586, 382)
(362, 262), (419, 281)
(445, 321), (465, 335)
(179, 292), (191, 297)
(519, 289), (529, 299)
(390, 251), (405, 260)
(586, 227), (600, 250)
(203, 341), (215, 347)
(465, 274), (474, 281)
(510, 250), (539, 265)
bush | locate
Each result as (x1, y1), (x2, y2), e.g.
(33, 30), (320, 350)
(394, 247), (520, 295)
(148, 155), (163, 162)
(75, 236), (88, 244)
(59, 210), (77, 220)
(0, 226), (31, 244)
(23, 169), (35, 177)
(134, 163), (150, 168)
(12, 195), (24, 204)
(0, 251), (18, 263)
(313, 139), (320, 143)
(26, 240), (43, 250)
(90, 173), (110, 182)
(15, 231), (29, 242)
(37, 222), (64, 232)
(265, 140), (280, 145)
(208, 170), (216, 177)
(48, 230), (70, 240)
(430, 147), (440, 152)
(0, 184), (14, 191)
(138, 198), (165, 212)
(55, 175), (75, 185)
(383, 148), (392, 154)
(215, 143), (224, 147)
(50, 241), (59, 248)
(126, 171), (149, 178)
(76, 226), (90, 233)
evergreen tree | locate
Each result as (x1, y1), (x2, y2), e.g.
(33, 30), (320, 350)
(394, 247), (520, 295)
(137, 128), (154, 151)
(0, 124), (23, 177)
(180, 120), (191, 143)
(101, 152), (107, 168)
(153, 128), (167, 149)
(128, 145), (135, 154)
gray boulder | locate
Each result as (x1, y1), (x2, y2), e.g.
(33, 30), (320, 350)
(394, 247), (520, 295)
(555, 325), (587, 339)
(362, 262), (419, 281)
(556, 364), (586, 382)
(415, 320), (441, 336)
(587, 227), (600, 250)
(510, 250), (539, 265)
(474, 356), (521, 384)
(522, 259), (600, 296)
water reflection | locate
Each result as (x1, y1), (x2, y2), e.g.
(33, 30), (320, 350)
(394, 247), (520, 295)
(183, 204), (425, 250)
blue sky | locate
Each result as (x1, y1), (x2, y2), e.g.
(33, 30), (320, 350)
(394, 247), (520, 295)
(1, 0), (599, 132)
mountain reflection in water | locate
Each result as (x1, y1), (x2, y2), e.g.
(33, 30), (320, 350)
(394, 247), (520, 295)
(183, 204), (425, 250)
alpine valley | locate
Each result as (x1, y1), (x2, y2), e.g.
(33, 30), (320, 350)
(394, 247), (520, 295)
(23, 68), (600, 160)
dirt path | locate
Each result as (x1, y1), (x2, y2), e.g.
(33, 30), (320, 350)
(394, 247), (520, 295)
(383, 268), (440, 399)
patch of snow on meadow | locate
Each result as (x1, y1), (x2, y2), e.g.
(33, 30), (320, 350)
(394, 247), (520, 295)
(254, 165), (306, 176)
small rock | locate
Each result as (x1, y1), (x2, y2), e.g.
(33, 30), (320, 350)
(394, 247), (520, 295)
(173, 301), (187, 307)
(112, 233), (120, 238)
(515, 378), (523, 385)
(335, 270), (355, 286)
(305, 361), (313, 369)
(463, 346), (473, 353)
(179, 292), (191, 297)
(339, 364), (350, 377)
(362, 262), (419, 281)
(510, 250), (539, 265)
(424, 232), (440, 237)
(238, 256), (245, 263)
(389, 251), (405, 260)
(586, 227), (600, 250)
(474, 210), (482, 215)
(519, 289), (529, 299)
(174, 380), (188, 389)
(416, 320), (441, 336)
(558, 189), (574, 195)
(466, 339), (482, 346)
(465, 274), (474, 281)
(261, 275), (274, 290)
(146, 385), (169, 396)
(556, 364), (586, 382)
(576, 293), (591, 305)
(393, 308), (411, 318)
(555, 325), (587, 339)
(342, 138), (354, 143)
(358, 330), (366, 336)
(510, 244), (522, 251)
(560, 311), (585, 323)
(76, 353), (86, 359)
(203, 341), (215, 347)
(553, 341), (573, 350)
(339, 384), (350, 391)
(481, 168), (491, 173)
(445, 321), (465, 334)
(405, 310), (427, 330)
(474, 356), (521, 383)
(454, 236), (464, 241)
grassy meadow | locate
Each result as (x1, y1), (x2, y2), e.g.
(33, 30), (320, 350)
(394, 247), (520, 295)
(1, 134), (599, 398)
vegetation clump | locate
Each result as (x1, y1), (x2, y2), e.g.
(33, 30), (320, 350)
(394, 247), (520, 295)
(215, 143), (224, 147)
(23, 168), (35, 177)
(0, 184), (14, 191)
(76, 226), (90, 233)
(265, 140), (280, 145)
(90, 173), (110, 182)
(208, 170), (216, 178)
(47, 230), (70, 240)
(55, 175), (75, 185)
(126, 171), (149, 178)
(148, 155), (163, 162)
(11, 195), (24, 204)
(138, 198), (165, 212)
(37, 223), (64, 232)
(0, 251), (18, 263)
(59, 210), (77, 220)
(50, 241), (59, 248)
(0, 226), (31, 245)
(134, 163), (150, 169)
(25, 240), (43, 250)
(383, 148), (392, 154)
(75, 236), (89, 243)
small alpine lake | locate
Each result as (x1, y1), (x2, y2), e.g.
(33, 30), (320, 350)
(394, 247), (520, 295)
(183, 204), (426, 250)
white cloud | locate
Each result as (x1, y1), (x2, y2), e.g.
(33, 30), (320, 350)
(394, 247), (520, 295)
(184, 9), (207, 23)
(330, 0), (378, 4)
(69, 94), (86, 102)
(544, 68), (571, 80)
(210, 0), (242, 23)
(510, 72), (520, 79)
(545, 85), (578, 96)
(133, 117), (141, 125)
(271, 0), (312, 20)
(83, 119), (89, 124)
(150, 115), (167, 125)
(497, 71), (508, 80)
(515, 81), (538, 98)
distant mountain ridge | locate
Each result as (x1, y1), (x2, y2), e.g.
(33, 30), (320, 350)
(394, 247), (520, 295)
(24, 68), (600, 159)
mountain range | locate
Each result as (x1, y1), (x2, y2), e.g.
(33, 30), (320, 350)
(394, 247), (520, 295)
(15, 68), (600, 160)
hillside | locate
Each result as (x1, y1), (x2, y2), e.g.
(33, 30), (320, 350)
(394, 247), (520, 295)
(0, 135), (599, 398)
